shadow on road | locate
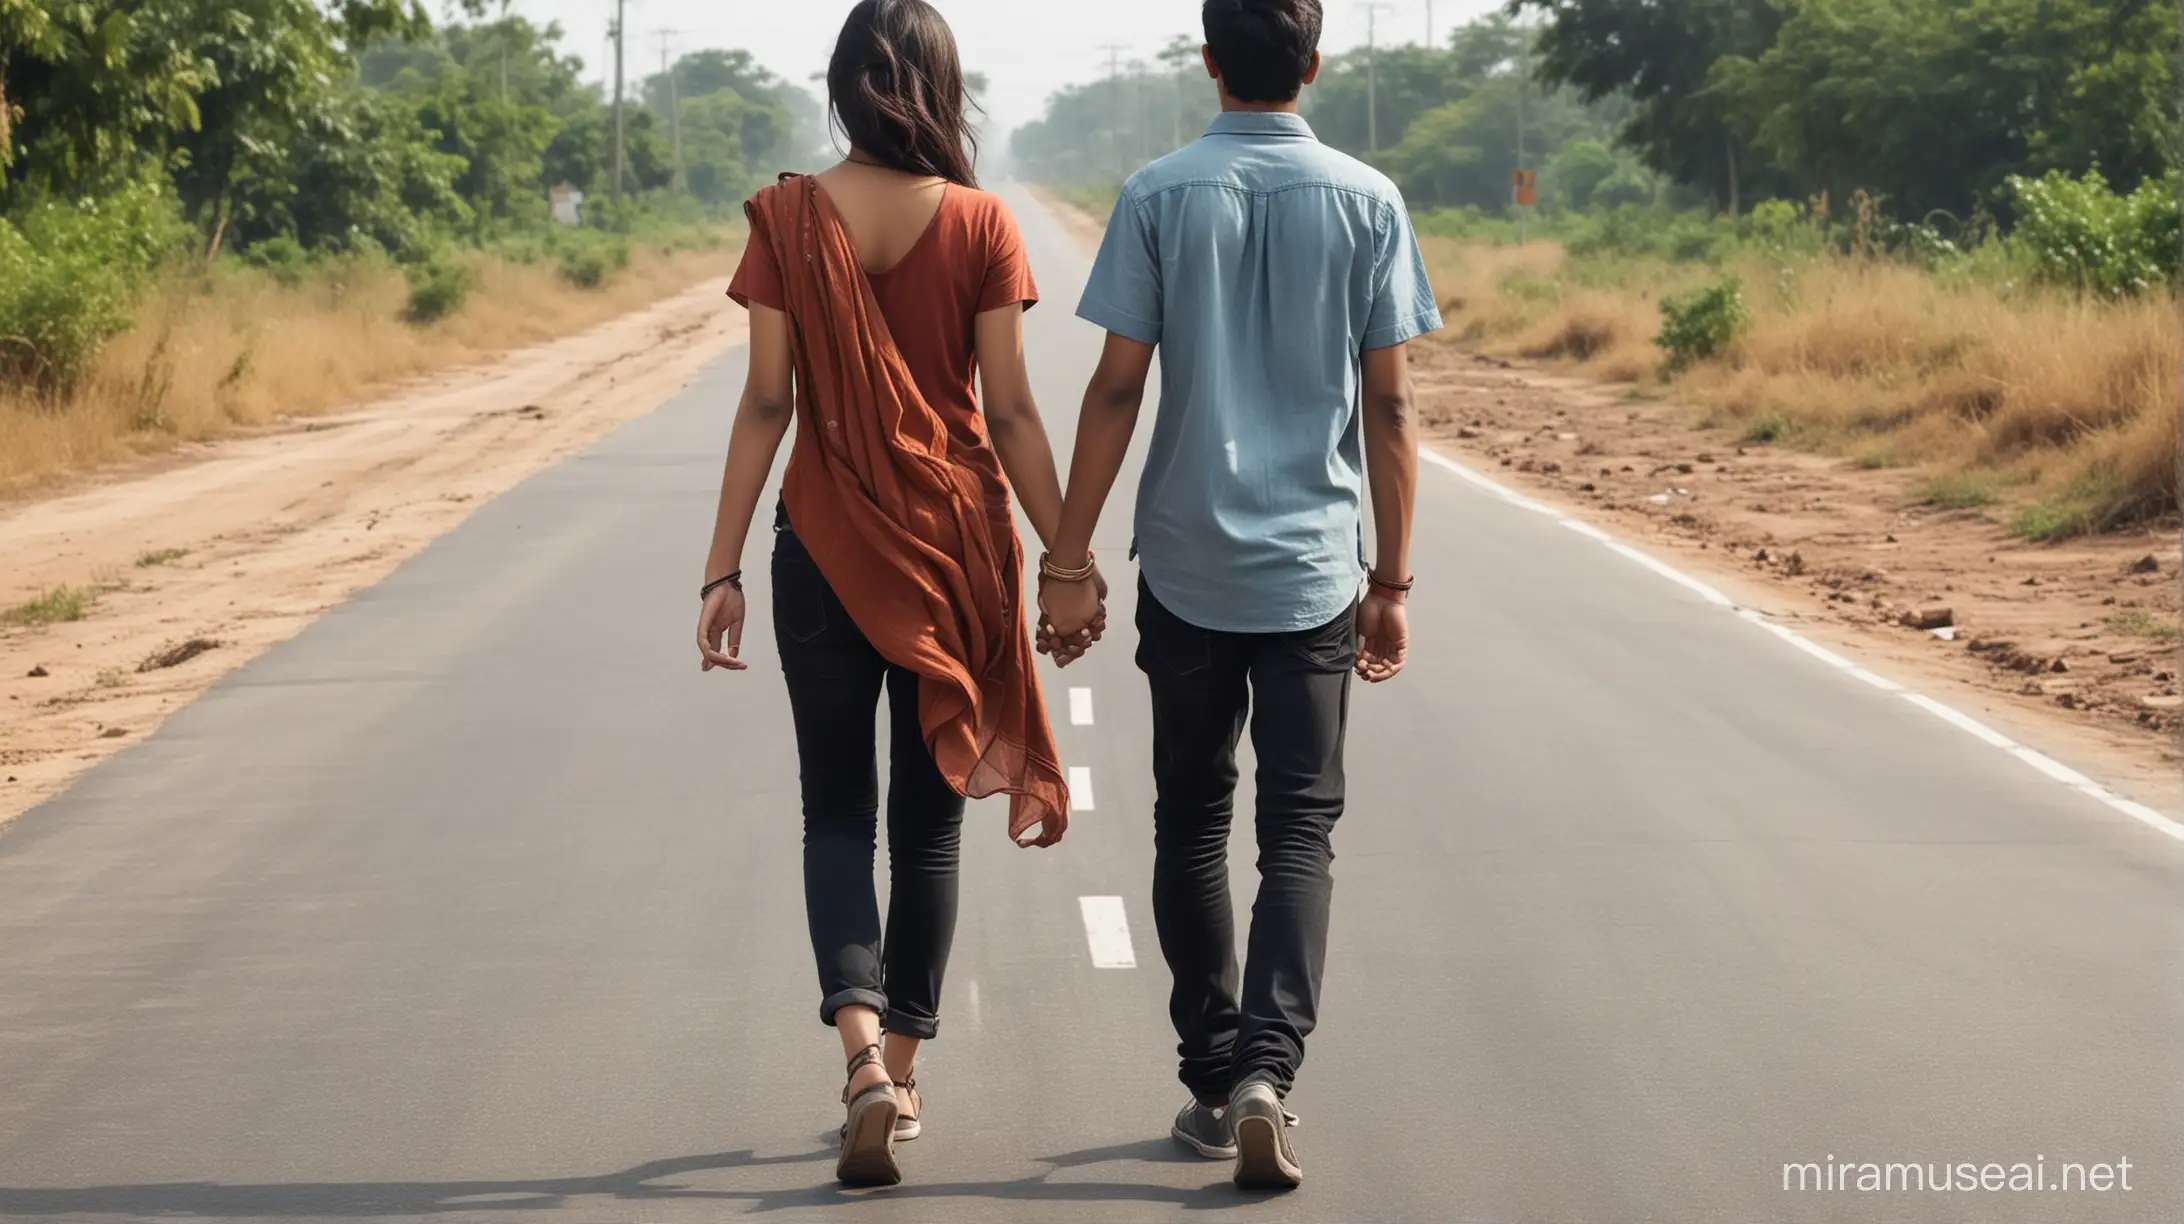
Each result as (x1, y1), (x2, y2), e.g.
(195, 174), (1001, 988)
(0, 1139), (1269, 1216)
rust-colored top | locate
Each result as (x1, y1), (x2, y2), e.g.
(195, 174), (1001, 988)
(729, 175), (1067, 844)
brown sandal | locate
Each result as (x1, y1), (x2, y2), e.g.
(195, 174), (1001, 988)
(835, 1044), (900, 1187)
(893, 1073), (922, 1141)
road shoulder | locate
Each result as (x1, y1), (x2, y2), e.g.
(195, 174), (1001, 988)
(0, 280), (748, 825)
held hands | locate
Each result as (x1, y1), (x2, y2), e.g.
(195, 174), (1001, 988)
(1036, 558), (1107, 669)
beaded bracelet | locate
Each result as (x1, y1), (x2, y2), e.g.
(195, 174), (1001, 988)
(700, 571), (744, 600)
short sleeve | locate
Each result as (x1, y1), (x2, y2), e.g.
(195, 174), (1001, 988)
(978, 200), (1039, 313)
(1075, 189), (1162, 346)
(1364, 201), (1443, 351)
(727, 221), (785, 311)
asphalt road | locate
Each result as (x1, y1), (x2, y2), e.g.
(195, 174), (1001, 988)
(1, 187), (2180, 1224)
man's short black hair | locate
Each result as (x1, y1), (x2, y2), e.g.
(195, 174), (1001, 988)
(1202, 0), (1323, 104)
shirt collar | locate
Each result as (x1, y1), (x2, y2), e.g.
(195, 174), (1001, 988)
(1205, 111), (1317, 141)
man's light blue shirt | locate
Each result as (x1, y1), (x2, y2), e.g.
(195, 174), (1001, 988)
(1077, 111), (1442, 634)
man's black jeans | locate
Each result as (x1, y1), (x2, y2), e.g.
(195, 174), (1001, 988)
(1135, 579), (1355, 1104)
(773, 520), (965, 1040)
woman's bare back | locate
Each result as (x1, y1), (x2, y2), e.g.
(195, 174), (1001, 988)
(813, 161), (949, 277)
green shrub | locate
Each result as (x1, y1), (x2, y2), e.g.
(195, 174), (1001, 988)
(2012, 500), (2083, 541)
(2007, 169), (2180, 297)
(1741, 412), (1791, 444)
(1656, 278), (1748, 372)
(1919, 472), (2000, 509)
(242, 235), (313, 287)
(0, 585), (98, 627)
(401, 254), (475, 324)
(2105, 609), (2181, 639)
(1565, 205), (1659, 258)
(0, 182), (187, 391)
(555, 234), (632, 289)
(557, 244), (611, 288)
(1740, 199), (1828, 261)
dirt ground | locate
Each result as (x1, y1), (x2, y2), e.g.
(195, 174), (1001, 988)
(1411, 343), (2182, 802)
(1037, 191), (2180, 806)
(0, 279), (748, 825)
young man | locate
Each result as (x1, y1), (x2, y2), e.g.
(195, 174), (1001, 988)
(1037, 0), (1440, 1192)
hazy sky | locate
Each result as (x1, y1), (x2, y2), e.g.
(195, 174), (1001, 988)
(509, 0), (1504, 137)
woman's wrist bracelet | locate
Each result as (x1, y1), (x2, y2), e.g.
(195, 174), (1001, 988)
(1039, 551), (1097, 583)
(700, 571), (743, 600)
(1368, 570), (1415, 594)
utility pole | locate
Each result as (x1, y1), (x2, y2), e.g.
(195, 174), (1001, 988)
(1426, 0), (1434, 48)
(1132, 59), (1149, 164)
(1516, 40), (1529, 244)
(1357, 4), (1393, 152)
(655, 31), (684, 192)
(610, 0), (626, 199)
(1097, 43), (1128, 178)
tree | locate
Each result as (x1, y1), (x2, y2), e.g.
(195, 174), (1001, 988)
(1514, 0), (1787, 212)
(1708, 0), (2179, 219)
(0, 1), (212, 203)
(162, 0), (427, 253)
(1375, 71), (1609, 209)
(235, 83), (469, 255)
(1545, 137), (1656, 210)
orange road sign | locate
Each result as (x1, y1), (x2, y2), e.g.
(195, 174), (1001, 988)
(1513, 168), (1538, 208)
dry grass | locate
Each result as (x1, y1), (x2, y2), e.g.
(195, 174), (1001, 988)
(1425, 239), (2181, 535)
(0, 239), (740, 497)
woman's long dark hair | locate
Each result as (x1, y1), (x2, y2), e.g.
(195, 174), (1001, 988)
(828, 0), (980, 187)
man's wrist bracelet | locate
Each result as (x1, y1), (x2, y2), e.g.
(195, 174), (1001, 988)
(1040, 551), (1097, 583)
(1368, 571), (1415, 594)
(700, 571), (743, 600)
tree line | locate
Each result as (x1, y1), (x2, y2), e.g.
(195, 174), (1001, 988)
(1, 1), (820, 256)
(1011, 2), (2177, 226)
(0, 1), (823, 389)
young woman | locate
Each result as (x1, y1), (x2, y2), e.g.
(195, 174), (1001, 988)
(693, 0), (1080, 1189)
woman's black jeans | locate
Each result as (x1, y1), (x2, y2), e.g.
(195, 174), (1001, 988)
(773, 519), (965, 1040)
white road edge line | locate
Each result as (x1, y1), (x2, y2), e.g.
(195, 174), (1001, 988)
(1069, 686), (1095, 726)
(1078, 896), (1137, 968)
(1422, 443), (2184, 843)
(1068, 766), (1095, 812)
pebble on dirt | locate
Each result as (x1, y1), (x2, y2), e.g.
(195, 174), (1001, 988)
(1901, 606), (1955, 631)
(27, 665), (48, 678)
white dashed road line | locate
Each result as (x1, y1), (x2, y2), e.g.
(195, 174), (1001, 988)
(1078, 896), (1137, 968)
(1070, 686), (1095, 726)
(1424, 444), (2184, 844)
(1068, 765), (1095, 812)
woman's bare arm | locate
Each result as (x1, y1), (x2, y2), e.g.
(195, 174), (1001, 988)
(703, 305), (795, 582)
(696, 305), (793, 671)
(973, 305), (1067, 549)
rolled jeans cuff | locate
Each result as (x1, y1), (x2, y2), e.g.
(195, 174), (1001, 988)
(820, 987), (888, 1029)
(882, 1008), (940, 1041)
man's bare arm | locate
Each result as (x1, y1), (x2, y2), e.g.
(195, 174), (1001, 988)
(1357, 341), (1417, 683)
(1049, 333), (1156, 569)
(1361, 341), (1418, 583)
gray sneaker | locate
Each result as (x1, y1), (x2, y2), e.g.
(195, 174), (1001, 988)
(1229, 1082), (1302, 1190)
(1171, 1099), (1236, 1159)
